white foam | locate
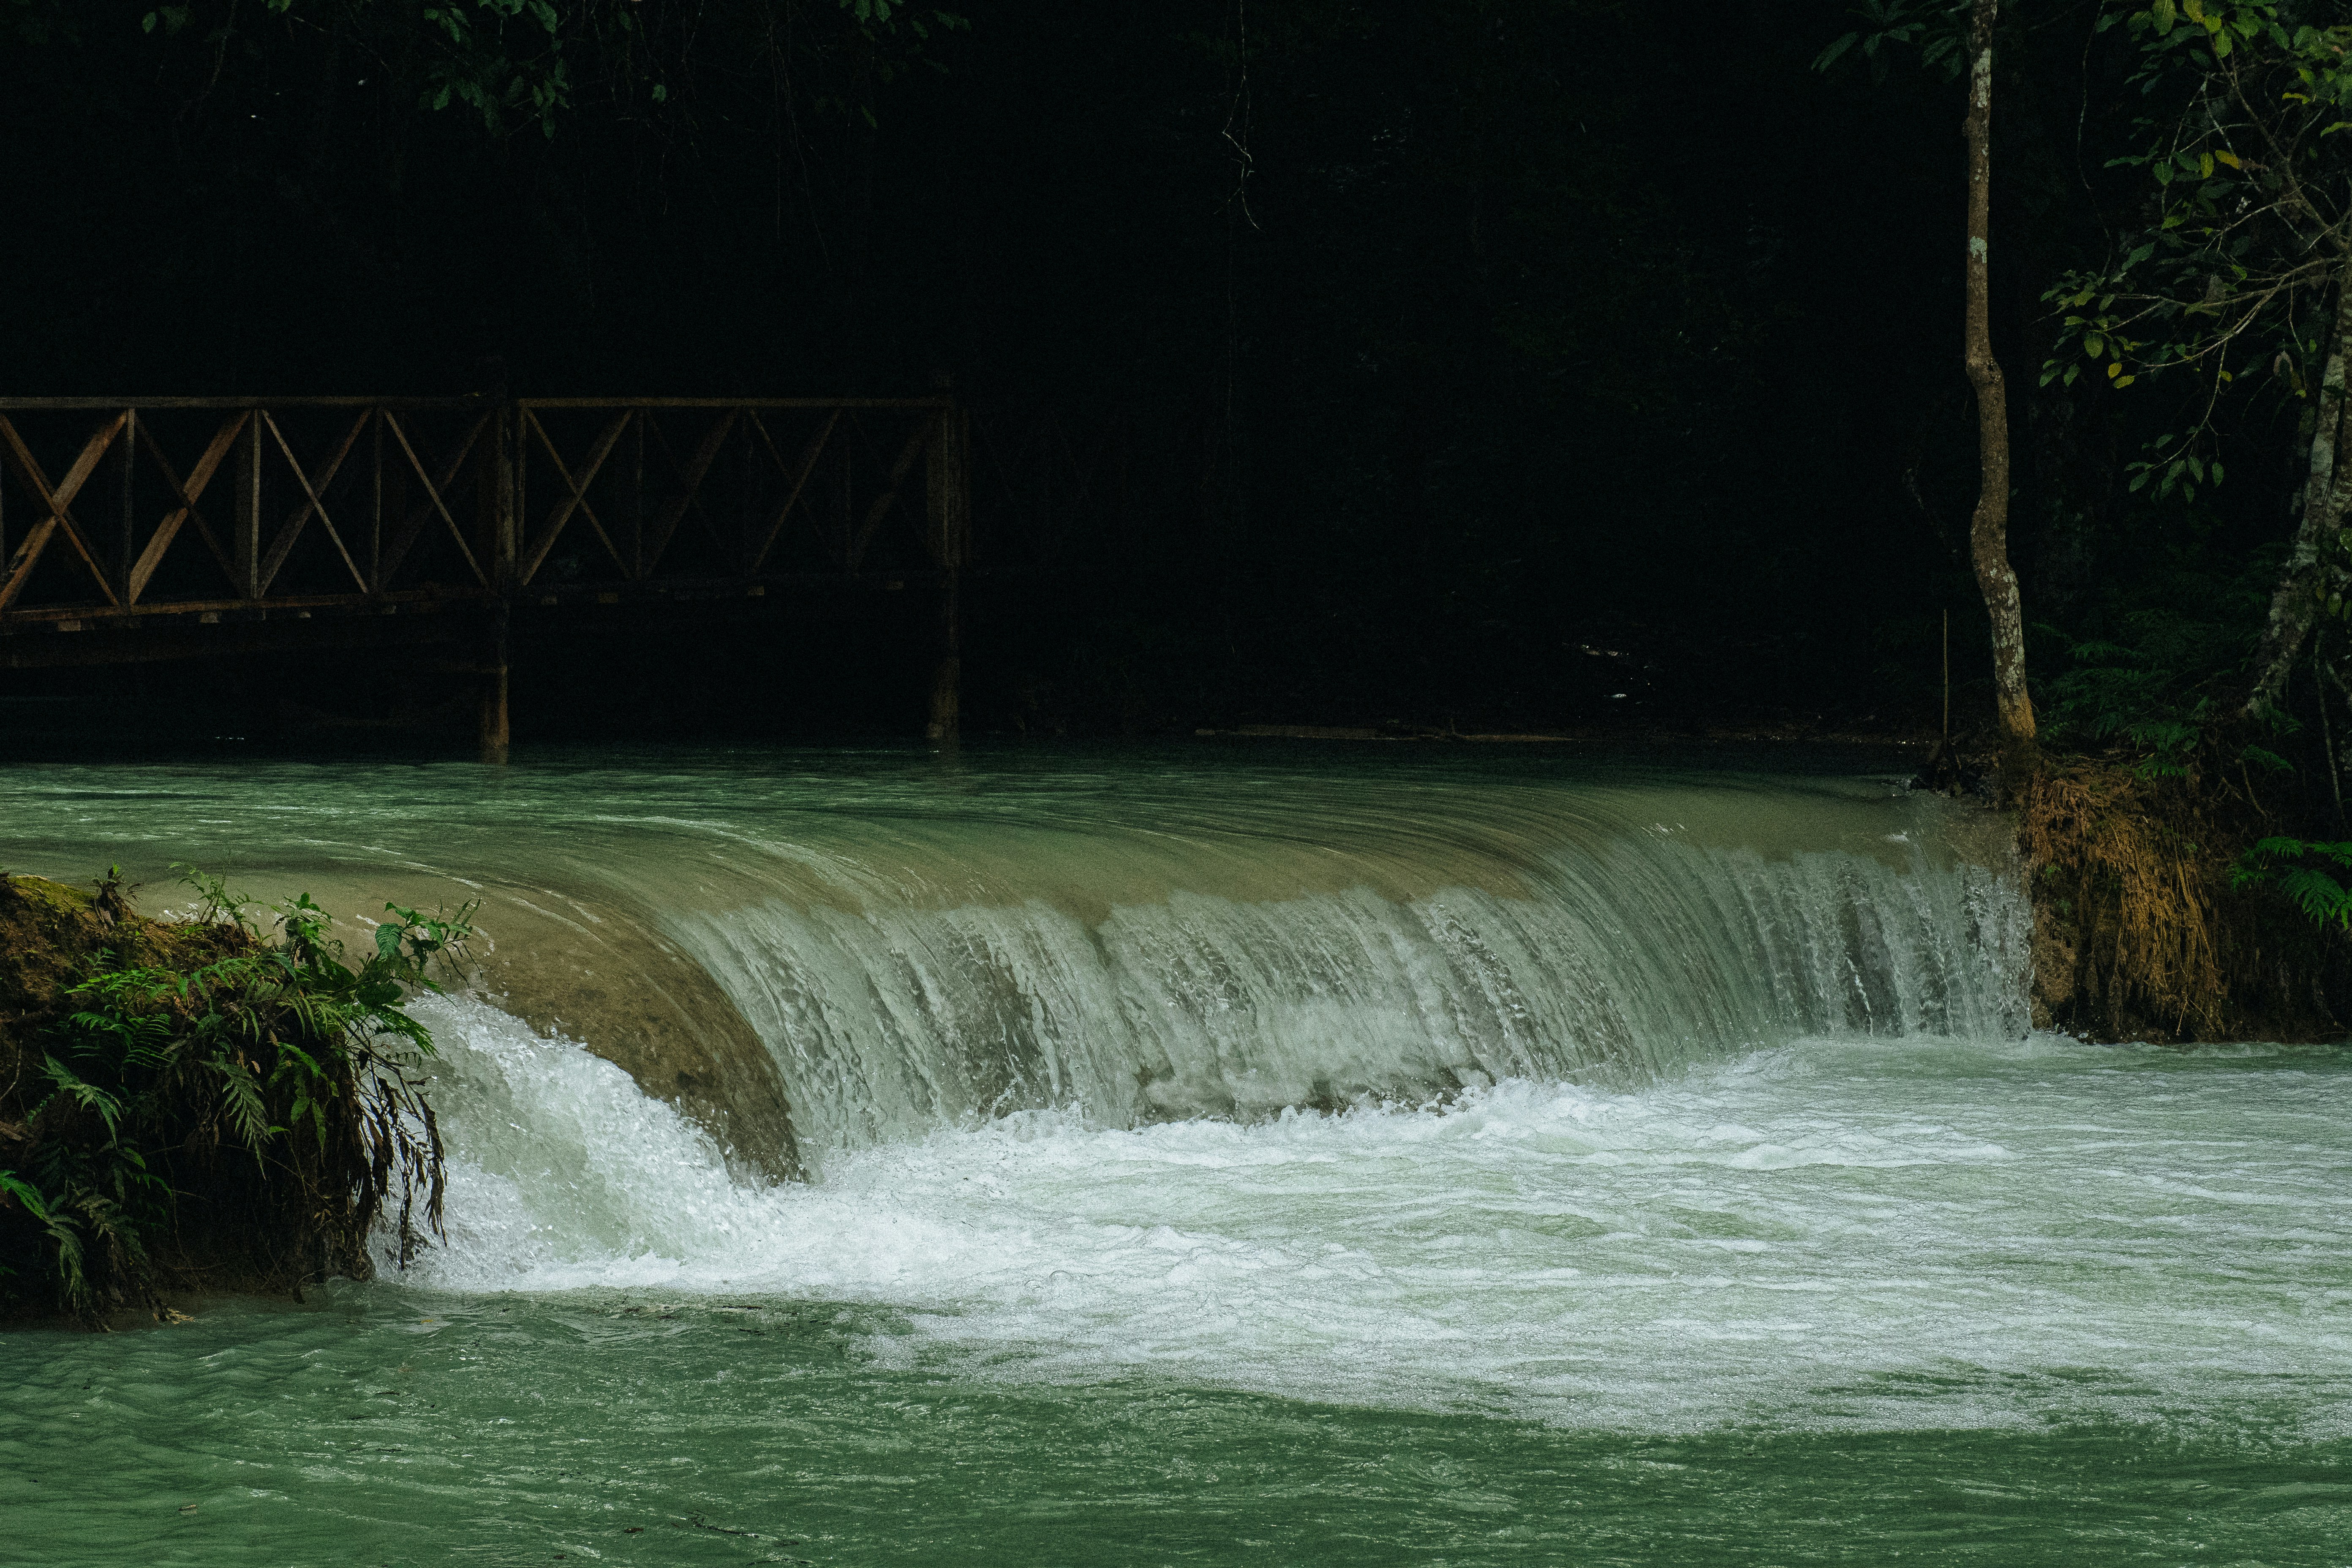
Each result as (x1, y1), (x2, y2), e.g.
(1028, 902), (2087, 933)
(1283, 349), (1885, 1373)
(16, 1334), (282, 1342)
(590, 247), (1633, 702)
(393, 995), (2352, 1435)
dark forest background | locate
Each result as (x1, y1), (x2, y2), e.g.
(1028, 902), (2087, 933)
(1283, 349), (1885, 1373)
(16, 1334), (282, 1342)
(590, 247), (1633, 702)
(0, 0), (2292, 741)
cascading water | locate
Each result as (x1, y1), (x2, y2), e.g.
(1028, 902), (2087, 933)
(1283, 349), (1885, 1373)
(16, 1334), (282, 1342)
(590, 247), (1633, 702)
(6, 748), (2349, 1564)
(660, 808), (2029, 1157)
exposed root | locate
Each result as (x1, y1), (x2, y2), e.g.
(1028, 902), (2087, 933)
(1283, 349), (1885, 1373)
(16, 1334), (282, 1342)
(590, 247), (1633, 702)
(2017, 760), (2345, 1040)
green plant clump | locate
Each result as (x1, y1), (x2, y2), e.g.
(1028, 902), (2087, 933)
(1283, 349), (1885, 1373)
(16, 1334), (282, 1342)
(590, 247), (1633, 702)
(2233, 838), (2352, 931)
(0, 867), (475, 1325)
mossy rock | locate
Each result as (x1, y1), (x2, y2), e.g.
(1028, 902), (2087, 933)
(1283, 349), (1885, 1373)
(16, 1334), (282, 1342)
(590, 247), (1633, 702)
(1, 870), (449, 1326)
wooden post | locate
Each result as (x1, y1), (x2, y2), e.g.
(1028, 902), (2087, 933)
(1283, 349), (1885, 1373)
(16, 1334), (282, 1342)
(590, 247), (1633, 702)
(116, 408), (136, 605)
(478, 401), (517, 590)
(481, 403), (516, 763)
(924, 398), (970, 743)
(233, 411), (261, 599)
(369, 408), (383, 592)
(631, 410), (645, 579)
(479, 596), (510, 765)
(501, 403), (520, 588)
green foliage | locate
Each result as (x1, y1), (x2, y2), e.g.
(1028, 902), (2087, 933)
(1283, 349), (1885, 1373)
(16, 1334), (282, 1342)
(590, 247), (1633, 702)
(1813, 0), (1968, 82)
(2038, 2), (2352, 500)
(2037, 537), (2287, 774)
(2233, 834), (2352, 927)
(0, 871), (476, 1322)
(125, 0), (969, 138)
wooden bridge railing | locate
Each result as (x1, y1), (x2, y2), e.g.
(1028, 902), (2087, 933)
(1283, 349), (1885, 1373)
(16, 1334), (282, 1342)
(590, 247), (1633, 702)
(0, 395), (972, 750)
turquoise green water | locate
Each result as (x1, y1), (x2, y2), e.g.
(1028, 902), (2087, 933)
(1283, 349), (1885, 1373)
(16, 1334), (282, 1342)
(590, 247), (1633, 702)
(2, 748), (2347, 1563)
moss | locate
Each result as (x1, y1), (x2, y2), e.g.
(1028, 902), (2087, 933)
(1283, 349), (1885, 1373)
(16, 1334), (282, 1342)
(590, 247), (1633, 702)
(0, 869), (456, 1326)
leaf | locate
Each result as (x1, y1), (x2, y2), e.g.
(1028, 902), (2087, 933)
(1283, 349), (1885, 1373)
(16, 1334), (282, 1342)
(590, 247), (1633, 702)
(215, 1059), (272, 1165)
(2213, 148), (2242, 169)
(0, 1171), (55, 1225)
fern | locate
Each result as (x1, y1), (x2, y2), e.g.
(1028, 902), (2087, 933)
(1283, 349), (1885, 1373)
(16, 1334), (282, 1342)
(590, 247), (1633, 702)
(3, 868), (477, 1322)
(2233, 837), (2352, 931)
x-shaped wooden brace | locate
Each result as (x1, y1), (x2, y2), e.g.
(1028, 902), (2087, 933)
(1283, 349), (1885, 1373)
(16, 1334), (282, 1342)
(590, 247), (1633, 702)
(128, 412), (249, 602)
(845, 416), (935, 573)
(742, 408), (841, 576)
(377, 410), (491, 589)
(519, 408), (634, 585)
(255, 410), (371, 596)
(0, 411), (126, 612)
(638, 411), (740, 575)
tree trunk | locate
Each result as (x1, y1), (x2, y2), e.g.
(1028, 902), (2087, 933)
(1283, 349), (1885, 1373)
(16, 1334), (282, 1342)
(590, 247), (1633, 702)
(1963, 0), (2036, 765)
(2248, 261), (2352, 715)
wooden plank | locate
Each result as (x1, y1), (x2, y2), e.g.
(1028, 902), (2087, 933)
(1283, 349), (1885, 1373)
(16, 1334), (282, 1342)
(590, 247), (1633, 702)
(129, 411), (247, 601)
(257, 410), (370, 593)
(516, 397), (950, 410)
(115, 409), (136, 604)
(743, 408), (839, 574)
(640, 410), (739, 572)
(0, 411), (126, 607)
(518, 408), (631, 584)
(847, 419), (934, 572)
(0, 516), (59, 612)
(0, 396), (490, 411)
(378, 409), (490, 587)
(0, 584), (493, 622)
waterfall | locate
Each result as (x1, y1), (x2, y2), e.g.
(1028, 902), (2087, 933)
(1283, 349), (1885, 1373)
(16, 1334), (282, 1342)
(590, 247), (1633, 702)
(647, 789), (2031, 1165)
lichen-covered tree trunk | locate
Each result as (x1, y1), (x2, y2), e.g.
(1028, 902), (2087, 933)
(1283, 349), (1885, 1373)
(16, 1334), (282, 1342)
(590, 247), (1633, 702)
(1963, 0), (2036, 760)
(2248, 263), (2352, 716)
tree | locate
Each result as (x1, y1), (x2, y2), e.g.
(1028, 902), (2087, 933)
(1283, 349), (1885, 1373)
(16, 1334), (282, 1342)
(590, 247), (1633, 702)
(1820, 0), (2038, 765)
(2042, 1), (2352, 716)
(1962, 0), (2038, 760)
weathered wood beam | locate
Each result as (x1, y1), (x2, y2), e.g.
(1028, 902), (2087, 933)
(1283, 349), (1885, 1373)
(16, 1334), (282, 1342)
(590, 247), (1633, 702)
(0, 411), (126, 609)
(114, 409), (136, 605)
(640, 411), (739, 574)
(0, 396), (490, 411)
(925, 405), (971, 743)
(232, 413), (261, 597)
(743, 408), (839, 574)
(0, 517), (61, 614)
(518, 408), (632, 583)
(379, 409), (490, 587)
(129, 411), (247, 601)
(847, 419), (934, 572)
(517, 397), (950, 410)
(257, 410), (370, 594)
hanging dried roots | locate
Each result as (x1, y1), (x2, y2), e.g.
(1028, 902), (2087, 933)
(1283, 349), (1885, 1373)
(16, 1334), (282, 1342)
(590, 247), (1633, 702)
(2017, 762), (2344, 1040)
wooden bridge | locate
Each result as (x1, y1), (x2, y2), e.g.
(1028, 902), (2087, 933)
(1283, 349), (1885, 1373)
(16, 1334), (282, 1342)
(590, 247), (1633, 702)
(0, 395), (970, 757)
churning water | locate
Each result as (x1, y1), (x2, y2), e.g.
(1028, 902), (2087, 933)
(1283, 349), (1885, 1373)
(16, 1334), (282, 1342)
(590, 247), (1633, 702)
(3, 745), (2348, 1564)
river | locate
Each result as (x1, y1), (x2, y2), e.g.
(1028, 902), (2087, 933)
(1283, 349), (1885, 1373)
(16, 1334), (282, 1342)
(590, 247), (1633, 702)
(2, 744), (2347, 1564)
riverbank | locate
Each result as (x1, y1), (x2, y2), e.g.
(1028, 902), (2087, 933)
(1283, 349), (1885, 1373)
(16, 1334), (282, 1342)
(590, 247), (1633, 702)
(0, 871), (450, 1325)
(2014, 754), (2352, 1044)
